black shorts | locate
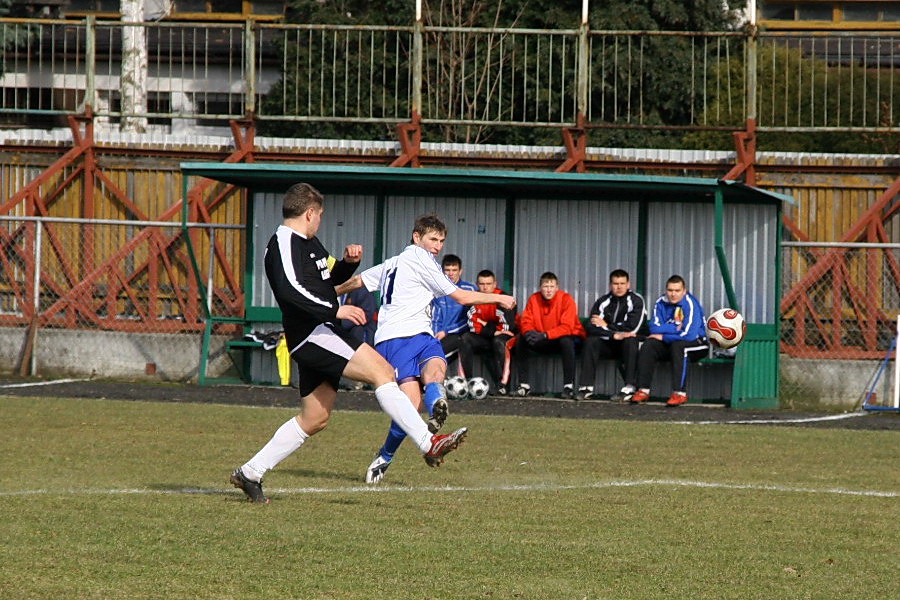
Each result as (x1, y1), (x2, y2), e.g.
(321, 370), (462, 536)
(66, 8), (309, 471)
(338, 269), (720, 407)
(292, 323), (363, 397)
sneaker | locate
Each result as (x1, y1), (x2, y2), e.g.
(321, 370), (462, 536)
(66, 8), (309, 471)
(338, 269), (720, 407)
(611, 384), (636, 402)
(423, 427), (468, 468)
(230, 467), (270, 504)
(515, 383), (531, 397)
(496, 385), (508, 396)
(575, 386), (593, 400)
(667, 391), (689, 406)
(561, 385), (575, 400)
(365, 454), (392, 484)
(427, 397), (449, 434)
(629, 388), (650, 403)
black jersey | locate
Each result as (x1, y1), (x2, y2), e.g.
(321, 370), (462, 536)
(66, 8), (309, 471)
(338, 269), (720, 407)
(585, 290), (647, 340)
(264, 225), (358, 351)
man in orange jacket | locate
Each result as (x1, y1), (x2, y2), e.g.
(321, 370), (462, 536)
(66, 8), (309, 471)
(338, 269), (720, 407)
(514, 271), (586, 398)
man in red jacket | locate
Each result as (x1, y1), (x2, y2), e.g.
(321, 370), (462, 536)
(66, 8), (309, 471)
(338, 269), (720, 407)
(459, 270), (517, 394)
(514, 272), (586, 398)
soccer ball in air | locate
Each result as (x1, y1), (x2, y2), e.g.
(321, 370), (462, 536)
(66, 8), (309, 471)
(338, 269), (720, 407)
(706, 308), (746, 349)
(467, 377), (490, 400)
(445, 376), (469, 400)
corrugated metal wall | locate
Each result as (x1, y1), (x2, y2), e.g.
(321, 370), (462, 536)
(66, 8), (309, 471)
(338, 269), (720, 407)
(250, 192), (381, 309)
(247, 191), (778, 326)
(384, 195), (508, 284)
(512, 199), (640, 313)
(646, 202), (778, 324)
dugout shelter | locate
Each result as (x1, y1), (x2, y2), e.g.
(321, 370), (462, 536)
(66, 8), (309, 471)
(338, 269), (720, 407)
(181, 163), (790, 409)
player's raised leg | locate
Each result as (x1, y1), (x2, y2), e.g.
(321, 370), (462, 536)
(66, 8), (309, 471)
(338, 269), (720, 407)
(346, 343), (467, 468)
(421, 356), (450, 434)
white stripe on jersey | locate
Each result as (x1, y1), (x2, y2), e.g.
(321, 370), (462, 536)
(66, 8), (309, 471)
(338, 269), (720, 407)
(296, 323), (356, 360)
(275, 225), (333, 309)
(361, 245), (458, 345)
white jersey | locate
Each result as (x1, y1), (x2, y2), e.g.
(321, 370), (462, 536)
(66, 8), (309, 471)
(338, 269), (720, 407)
(360, 244), (459, 345)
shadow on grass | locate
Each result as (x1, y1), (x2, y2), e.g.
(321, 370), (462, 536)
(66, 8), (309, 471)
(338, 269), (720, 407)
(148, 483), (236, 498)
(280, 467), (369, 484)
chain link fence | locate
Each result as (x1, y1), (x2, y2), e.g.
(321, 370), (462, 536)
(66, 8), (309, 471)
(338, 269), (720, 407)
(2, 216), (896, 406)
(780, 242), (900, 408)
(0, 216), (243, 380)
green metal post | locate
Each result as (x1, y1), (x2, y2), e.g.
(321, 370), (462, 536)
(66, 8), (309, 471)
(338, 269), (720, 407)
(714, 187), (739, 311)
(635, 200), (648, 297)
(181, 173), (213, 385)
(503, 196), (516, 292)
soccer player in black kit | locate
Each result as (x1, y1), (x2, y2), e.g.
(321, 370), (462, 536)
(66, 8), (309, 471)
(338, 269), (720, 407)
(230, 183), (468, 503)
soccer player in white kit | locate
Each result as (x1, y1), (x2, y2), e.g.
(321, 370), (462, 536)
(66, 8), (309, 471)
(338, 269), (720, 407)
(336, 214), (516, 483)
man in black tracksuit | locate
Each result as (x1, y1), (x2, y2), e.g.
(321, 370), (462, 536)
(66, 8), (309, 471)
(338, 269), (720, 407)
(576, 269), (647, 400)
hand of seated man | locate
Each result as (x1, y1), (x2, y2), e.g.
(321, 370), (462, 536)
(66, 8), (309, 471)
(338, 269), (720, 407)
(523, 330), (547, 344)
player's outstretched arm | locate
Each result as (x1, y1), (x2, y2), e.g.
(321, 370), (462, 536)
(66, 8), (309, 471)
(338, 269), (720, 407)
(335, 275), (363, 297)
(451, 289), (516, 310)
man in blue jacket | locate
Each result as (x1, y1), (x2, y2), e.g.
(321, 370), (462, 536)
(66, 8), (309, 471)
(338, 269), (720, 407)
(431, 254), (477, 375)
(627, 274), (708, 406)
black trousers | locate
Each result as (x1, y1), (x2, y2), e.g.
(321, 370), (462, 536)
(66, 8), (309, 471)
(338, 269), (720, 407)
(578, 336), (636, 389)
(459, 332), (513, 386)
(632, 337), (708, 392)
(516, 334), (580, 387)
(440, 333), (465, 375)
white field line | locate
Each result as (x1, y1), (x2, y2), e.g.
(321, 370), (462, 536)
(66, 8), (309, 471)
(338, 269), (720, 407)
(0, 378), (90, 388)
(672, 412), (869, 425)
(1, 478), (895, 498)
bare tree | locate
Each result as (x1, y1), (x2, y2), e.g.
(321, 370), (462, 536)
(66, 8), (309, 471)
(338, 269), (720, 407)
(422, 0), (526, 143)
(120, 0), (148, 133)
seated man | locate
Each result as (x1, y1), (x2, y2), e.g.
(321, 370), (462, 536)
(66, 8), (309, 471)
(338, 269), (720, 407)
(459, 269), (517, 394)
(625, 274), (708, 406)
(576, 269), (647, 400)
(431, 254), (477, 375)
(338, 287), (378, 389)
(339, 286), (377, 345)
(514, 271), (586, 399)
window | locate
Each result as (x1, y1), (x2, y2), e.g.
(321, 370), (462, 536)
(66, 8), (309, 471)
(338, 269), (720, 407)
(761, 3), (796, 20)
(796, 4), (834, 20)
(842, 5), (880, 21)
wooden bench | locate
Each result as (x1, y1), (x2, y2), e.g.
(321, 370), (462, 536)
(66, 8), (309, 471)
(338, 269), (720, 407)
(199, 307), (288, 386)
(504, 317), (735, 404)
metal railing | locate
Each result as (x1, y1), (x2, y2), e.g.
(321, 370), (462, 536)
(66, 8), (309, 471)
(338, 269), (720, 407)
(1, 17), (897, 134)
(0, 215), (243, 334)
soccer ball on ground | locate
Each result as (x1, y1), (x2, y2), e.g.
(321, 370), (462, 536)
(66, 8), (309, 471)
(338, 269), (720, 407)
(706, 308), (746, 349)
(445, 376), (469, 400)
(467, 377), (490, 400)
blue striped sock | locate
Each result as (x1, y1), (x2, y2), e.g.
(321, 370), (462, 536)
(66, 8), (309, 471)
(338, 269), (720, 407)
(423, 381), (446, 416)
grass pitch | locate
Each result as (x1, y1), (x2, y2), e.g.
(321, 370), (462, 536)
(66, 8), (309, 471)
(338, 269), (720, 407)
(0, 395), (897, 599)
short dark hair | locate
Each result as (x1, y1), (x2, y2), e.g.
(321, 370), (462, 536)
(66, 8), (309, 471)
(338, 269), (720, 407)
(609, 269), (630, 282)
(442, 254), (462, 269)
(412, 214), (447, 240)
(477, 269), (495, 280)
(667, 274), (686, 287)
(539, 271), (558, 284)
(282, 183), (324, 219)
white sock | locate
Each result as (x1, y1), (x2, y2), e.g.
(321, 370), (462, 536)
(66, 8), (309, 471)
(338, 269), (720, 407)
(242, 417), (308, 481)
(375, 382), (432, 453)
